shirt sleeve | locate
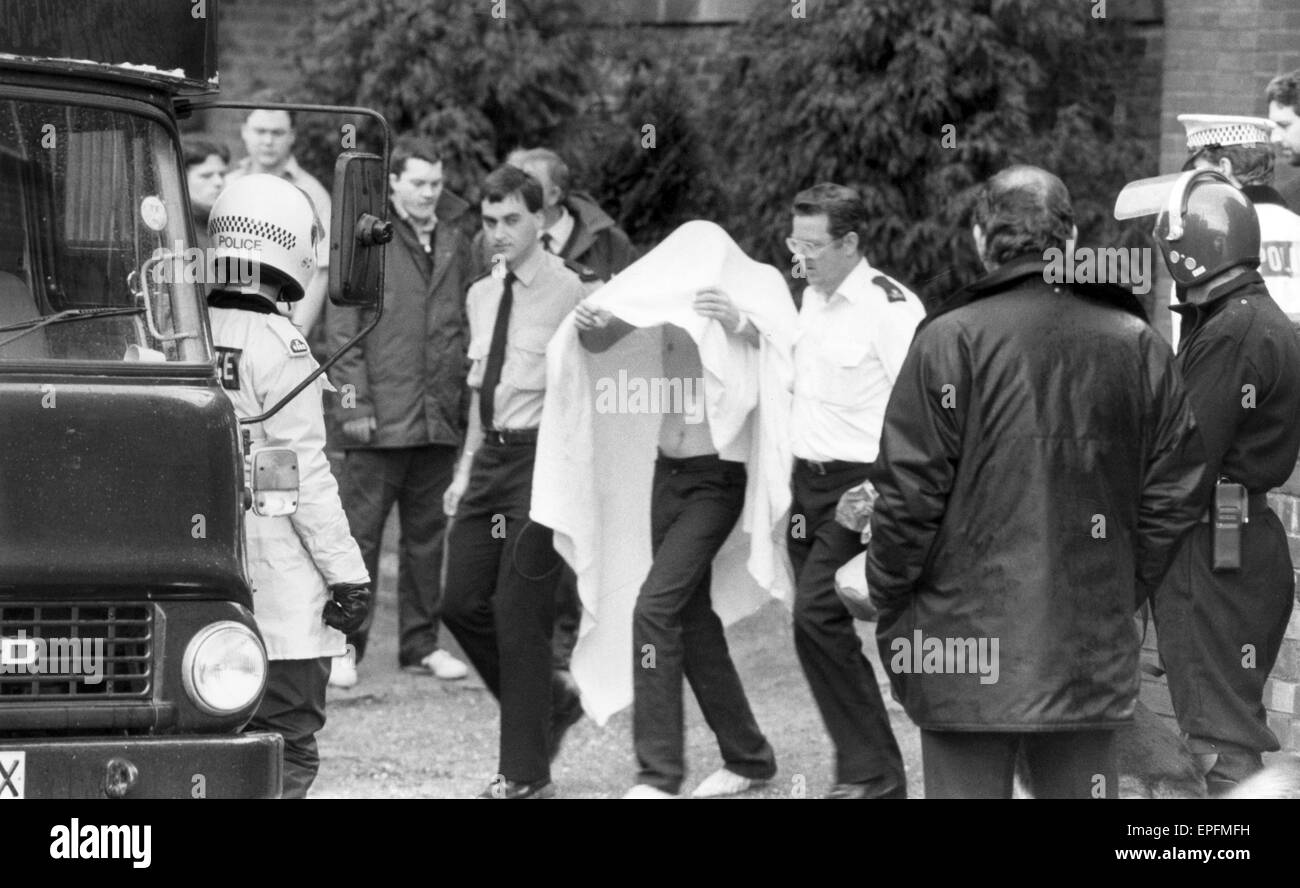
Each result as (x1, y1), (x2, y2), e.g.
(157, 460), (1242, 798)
(872, 291), (926, 384)
(252, 329), (367, 586)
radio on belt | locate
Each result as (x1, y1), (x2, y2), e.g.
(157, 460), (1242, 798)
(1212, 480), (1247, 572)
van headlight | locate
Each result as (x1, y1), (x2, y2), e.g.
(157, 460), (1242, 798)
(182, 621), (267, 715)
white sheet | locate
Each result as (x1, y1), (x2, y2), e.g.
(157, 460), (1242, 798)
(531, 220), (798, 724)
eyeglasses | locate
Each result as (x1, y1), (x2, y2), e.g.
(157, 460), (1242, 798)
(786, 235), (844, 258)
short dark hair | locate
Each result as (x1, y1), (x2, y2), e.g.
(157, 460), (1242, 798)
(243, 100), (296, 129)
(392, 135), (443, 178)
(791, 183), (868, 253)
(182, 137), (229, 169)
(972, 165), (1075, 267)
(507, 147), (570, 199)
(1184, 143), (1274, 187)
(481, 164), (544, 213)
(1266, 70), (1300, 111)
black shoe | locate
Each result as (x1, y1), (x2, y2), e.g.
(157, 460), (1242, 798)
(477, 777), (555, 799)
(549, 683), (585, 763)
(825, 780), (907, 799)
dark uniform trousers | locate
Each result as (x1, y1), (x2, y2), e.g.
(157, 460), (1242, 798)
(441, 440), (563, 784)
(244, 657), (331, 799)
(339, 444), (459, 665)
(634, 453), (777, 794)
(1153, 512), (1295, 773)
(788, 461), (905, 788)
(920, 729), (1117, 799)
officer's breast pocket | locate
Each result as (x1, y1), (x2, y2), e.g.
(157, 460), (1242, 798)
(815, 337), (871, 407)
(506, 325), (554, 393)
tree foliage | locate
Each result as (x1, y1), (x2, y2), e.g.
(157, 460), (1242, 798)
(707, 0), (1152, 302)
(292, 0), (595, 200)
(288, 0), (1151, 301)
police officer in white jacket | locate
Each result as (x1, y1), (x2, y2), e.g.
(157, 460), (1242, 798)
(206, 174), (371, 798)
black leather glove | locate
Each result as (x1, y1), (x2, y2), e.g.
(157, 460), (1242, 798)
(323, 582), (371, 634)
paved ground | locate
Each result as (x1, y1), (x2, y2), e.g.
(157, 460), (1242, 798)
(310, 541), (924, 799)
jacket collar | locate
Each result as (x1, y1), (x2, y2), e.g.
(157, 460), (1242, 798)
(924, 253), (1148, 328)
(1170, 268), (1265, 320)
(559, 192), (614, 258)
(1242, 184), (1288, 208)
(207, 289), (279, 314)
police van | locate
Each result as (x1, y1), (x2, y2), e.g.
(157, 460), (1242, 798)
(0, 0), (389, 797)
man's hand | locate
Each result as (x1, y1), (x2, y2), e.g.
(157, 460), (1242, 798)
(574, 299), (615, 331)
(342, 415), (376, 444)
(322, 582), (371, 634)
(443, 469), (470, 517)
(693, 287), (742, 331)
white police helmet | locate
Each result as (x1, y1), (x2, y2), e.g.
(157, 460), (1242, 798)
(207, 173), (322, 302)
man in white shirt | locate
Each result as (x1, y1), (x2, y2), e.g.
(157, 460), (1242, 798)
(786, 183), (924, 799)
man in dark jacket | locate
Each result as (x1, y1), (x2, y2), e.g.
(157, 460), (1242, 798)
(866, 165), (1207, 799)
(326, 135), (471, 686)
(1150, 169), (1300, 795)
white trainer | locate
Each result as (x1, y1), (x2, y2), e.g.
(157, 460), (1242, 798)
(328, 645), (358, 689)
(691, 768), (764, 799)
(622, 784), (679, 799)
(423, 649), (469, 681)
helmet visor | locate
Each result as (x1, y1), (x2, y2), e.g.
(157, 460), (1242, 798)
(1113, 173), (1183, 221)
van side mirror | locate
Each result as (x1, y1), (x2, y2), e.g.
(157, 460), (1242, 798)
(329, 151), (392, 308)
(250, 447), (299, 517)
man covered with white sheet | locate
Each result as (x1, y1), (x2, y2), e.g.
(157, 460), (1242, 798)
(534, 220), (796, 799)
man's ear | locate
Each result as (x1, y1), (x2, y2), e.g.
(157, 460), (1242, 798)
(1217, 157), (1239, 186)
(842, 231), (860, 255)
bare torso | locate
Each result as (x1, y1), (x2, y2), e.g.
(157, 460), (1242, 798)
(658, 324), (716, 458)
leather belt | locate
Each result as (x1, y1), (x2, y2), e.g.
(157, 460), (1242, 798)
(795, 458), (871, 476)
(483, 427), (539, 446)
(1198, 492), (1269, 523)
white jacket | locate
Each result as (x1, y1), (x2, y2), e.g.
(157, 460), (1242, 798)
(209, 304), (369, 660)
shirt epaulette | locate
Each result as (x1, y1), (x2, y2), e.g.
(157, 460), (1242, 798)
(266, 314), (312, 358)
(563, 258), (602, 284)
(872, 274), (908, 304)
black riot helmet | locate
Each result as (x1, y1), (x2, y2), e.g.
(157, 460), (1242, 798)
(1153, 169), (1260, 287)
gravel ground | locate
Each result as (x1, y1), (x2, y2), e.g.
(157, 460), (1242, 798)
(310, 545), (925, 799)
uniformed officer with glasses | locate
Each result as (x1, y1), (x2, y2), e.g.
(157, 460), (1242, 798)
(784, 183), (925, 799)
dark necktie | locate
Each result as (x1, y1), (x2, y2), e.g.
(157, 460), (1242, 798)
(479, 271), (516, 430)
(541, 232), (554, 253)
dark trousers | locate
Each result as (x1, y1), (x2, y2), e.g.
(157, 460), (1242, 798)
(920, 729), (1118, 799)
(633, 454), (777, 794)
(338, 445), (458, 665)
(441, 441), (563, 784)
(1153, 513), (1295, 773)
(552, 567), (581, 672)
(788, 461), (905, 787)
(245, 657), (330, 799)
